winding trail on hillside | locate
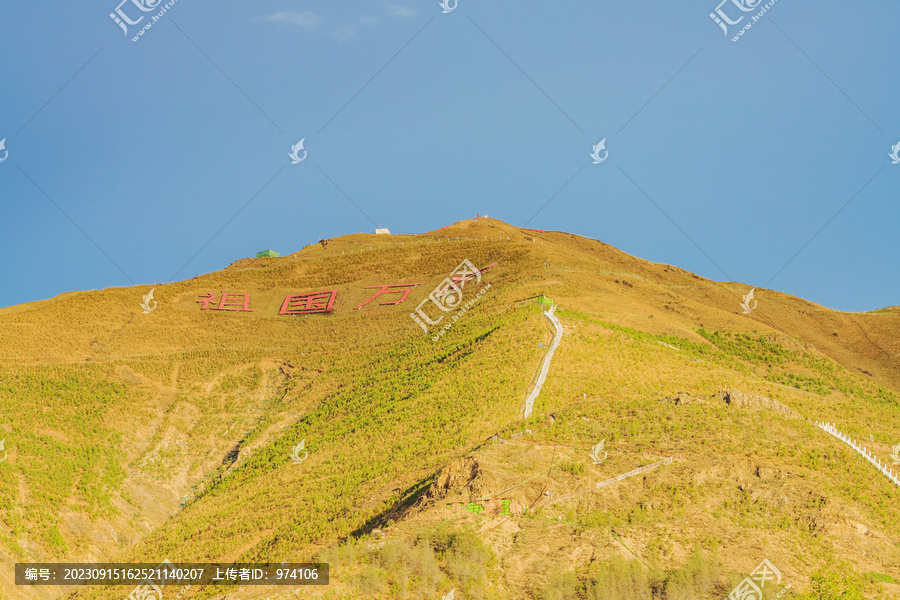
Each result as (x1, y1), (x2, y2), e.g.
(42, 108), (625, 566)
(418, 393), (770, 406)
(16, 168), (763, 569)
(522, 305), (563, 419)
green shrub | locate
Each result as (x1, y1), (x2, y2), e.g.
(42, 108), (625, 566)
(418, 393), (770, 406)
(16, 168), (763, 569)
(559, 461), (586, 476)
(659, 550), (720, 600)
(420, 526), (494, 592)
(351, 565), (385, 594)
(585, 558), (650, 600)
(541, 571), (581, 600)
(797, 570), (864, 600)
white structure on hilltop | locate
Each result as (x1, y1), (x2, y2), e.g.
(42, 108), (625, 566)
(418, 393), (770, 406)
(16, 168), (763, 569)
(375, 228), (390, 235)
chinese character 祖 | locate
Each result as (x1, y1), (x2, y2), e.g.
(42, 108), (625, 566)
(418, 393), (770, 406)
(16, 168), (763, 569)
(196, 293), (253, 312)
(355, 283), (424, 309)
(728, 577), (762, 600)
(279, 290), (337, 315)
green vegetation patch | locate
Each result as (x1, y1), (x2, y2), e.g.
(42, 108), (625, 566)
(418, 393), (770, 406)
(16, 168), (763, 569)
(0, 366), (134, 556)
(318, 525), (496, 598)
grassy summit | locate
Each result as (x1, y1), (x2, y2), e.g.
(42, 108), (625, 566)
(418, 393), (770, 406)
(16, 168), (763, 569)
(0, 218), (897, 599)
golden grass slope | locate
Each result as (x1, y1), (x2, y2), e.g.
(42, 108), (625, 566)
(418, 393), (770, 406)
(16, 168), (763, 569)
(0, 217), (896, 600)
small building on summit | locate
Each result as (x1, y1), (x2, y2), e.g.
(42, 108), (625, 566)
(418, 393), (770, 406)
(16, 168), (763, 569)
(256, 249), (280, 258)
(375, 228), (390, 235)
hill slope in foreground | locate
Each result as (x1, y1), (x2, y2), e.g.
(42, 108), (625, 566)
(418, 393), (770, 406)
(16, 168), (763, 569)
(0, 218), (899, 600)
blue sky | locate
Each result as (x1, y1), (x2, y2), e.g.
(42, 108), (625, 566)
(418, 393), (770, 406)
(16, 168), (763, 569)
(0, 0), (897, 312)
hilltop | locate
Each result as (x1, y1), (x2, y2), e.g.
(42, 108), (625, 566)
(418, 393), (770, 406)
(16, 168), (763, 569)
(0, 218), (898, 600)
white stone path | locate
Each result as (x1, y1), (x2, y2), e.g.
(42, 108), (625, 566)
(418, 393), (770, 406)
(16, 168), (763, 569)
(522, 304), (563, 418)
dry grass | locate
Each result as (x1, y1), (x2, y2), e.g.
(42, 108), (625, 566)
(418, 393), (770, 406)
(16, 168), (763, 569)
(0, 218), (896, 600)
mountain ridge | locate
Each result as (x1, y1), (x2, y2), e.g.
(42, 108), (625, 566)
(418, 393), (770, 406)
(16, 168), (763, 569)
(0, 217), (897, 599)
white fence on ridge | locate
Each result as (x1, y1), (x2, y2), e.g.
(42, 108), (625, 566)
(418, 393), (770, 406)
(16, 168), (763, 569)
(817, 422), (900, 487)
(595, 457), (676, 490)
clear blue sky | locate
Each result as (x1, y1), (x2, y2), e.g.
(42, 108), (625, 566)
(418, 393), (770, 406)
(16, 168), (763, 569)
(0, 1), (897, 312)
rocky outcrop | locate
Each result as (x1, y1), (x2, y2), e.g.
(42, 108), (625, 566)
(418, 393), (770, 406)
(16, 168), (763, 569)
(660, 389), (800, 417)
(715, 388), (800, 416)
(659, 392), (708, 406)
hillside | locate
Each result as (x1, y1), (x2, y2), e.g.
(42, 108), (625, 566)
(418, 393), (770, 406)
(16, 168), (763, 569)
(0, 217), (898, 600)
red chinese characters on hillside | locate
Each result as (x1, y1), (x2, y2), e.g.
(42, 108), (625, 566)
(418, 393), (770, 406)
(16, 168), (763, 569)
(279, 290), (337, 316)
(354, 283), (424, 309)
(196, 293), (254, 312)
(195, 262), (496, 317)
